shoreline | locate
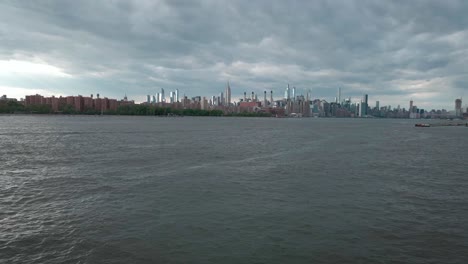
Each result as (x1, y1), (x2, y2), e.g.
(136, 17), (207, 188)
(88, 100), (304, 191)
(1, 113), (466, 121)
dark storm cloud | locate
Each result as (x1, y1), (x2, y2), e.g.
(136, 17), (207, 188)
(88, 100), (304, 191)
(0, 0), (467, 108)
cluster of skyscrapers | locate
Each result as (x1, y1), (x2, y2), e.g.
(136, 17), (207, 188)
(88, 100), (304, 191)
(146, 88), (179, 104)
(142, 84), (466, 119)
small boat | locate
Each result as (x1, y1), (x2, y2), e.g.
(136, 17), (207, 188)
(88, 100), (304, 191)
(415, 123), (430, 127)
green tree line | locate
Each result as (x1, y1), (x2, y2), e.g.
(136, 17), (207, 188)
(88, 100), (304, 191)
(1, 101), (272, 117)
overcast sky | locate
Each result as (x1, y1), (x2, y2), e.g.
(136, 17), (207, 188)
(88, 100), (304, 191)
(1, 0), (467, 109)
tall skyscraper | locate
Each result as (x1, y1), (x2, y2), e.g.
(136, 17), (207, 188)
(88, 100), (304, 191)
(152, 95), (156, 104)
(146, 95), (151, 104)
(455, 98), (462, 117)
(284, 84), (290, 100)
(376, 101), (380, 110)
(409, 100), (413, 113)
(225, 82), (231, 105)
(175, 89), (179, 103)
(160, 88), (165, 102)
(270, 90), (273, 106)
(169, 91), (174, 103)
(338, 87), (341, 104)
(292, 87), (296, 101)
(360, 94), (368, 117)
(220, 92), (224, 105)
(156, 93), (160, 103)
(201, 97), (207, 110)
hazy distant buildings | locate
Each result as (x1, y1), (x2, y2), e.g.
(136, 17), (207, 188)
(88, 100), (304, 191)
(359, 94), (368, 117)
(225, 82), (231, 105)
(455, 98), (462, 117)
(337, 87), (341, 104)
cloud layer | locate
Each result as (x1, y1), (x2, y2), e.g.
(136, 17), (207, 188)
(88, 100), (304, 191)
(1, 0), (467, 109)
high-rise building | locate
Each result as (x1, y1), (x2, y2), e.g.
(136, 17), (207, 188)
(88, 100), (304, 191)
(376, 101), (380, 110)
(225, 82), (231, 105)
(360, 94), (368, 117)
(270, 90), (273, 106)
(169, 91), (174, 103)
(455, 98), (462, 117)
(161, 88), (166, 102)
(220, 92), (224, 105)
(409, 100), (413, 113)
(201, 97), (207, 110)
(152, 95), (156, 104)
(292, 87), (296, 101)
(147, 95), (151, 104)
(175, 89), (179, 103)
(284, 84), (290, 100)
(156, 93), (160, 103)
(338, 87), (341, 104)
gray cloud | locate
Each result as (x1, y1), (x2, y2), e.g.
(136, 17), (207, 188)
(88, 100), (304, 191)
(0, 0), (467, 109)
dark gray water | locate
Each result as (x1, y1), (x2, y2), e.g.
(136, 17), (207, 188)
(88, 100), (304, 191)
(1, 116), (467, 263)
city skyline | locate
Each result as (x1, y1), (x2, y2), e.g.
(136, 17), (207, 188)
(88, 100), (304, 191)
(4, 83), (465, 114)
(1, 1), (468, 110)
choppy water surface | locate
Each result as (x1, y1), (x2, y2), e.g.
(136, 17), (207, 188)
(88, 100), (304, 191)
(1, 115), (467, 263)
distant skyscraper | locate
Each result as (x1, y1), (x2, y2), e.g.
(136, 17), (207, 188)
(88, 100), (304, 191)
(225, 82), (231, 105)
(376, 100), (380, 110)
(284, 84), (290, 100)
(152, 95), (156, 104)
(169, 91), (174, 103)
(455, 98), (462, 117)
(338, 87), (341, 104)
(360, 94), (368, 117)
(160, 88), (165, 102)
(220, 92), (224, 105)
(147, 95), (151, 104)
(292, 87), (296, 101)
(175, 89), (179, 103)
(270, 90), (273, 106)
(409, 100), (413, 113)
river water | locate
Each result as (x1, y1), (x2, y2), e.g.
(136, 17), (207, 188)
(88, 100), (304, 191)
(1, 116), (467, 263)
